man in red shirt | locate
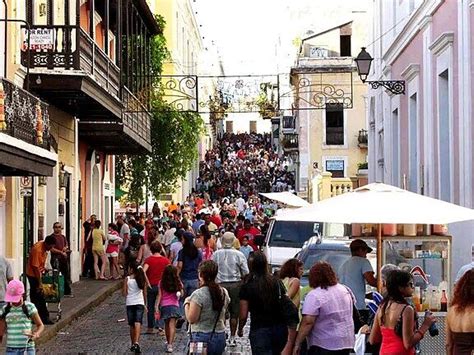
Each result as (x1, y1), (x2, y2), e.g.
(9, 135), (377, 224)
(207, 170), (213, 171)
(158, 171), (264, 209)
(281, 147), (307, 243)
(209, 210), (222, 228)
(236, 219), (261, 251)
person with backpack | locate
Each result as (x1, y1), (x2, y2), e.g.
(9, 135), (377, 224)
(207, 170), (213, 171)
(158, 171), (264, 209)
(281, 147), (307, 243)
(0, 280), (44, 354)
(212, 232), (249, 347)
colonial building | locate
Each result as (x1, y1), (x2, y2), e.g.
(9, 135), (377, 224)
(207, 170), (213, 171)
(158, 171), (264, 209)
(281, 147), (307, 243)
(367, 0), (474, 276)
(289, 11), (369, 197)
(0, 0), (158, 281)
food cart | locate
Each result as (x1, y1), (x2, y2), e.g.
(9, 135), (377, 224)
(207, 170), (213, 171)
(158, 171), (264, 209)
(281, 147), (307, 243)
(277, 183), (474, 354)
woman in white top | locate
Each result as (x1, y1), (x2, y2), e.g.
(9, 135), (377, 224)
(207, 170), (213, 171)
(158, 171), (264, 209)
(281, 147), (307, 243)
(123, 261), (148, 354)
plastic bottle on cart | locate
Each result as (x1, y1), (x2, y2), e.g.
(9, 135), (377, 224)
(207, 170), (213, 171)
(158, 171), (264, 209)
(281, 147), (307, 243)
(440, 290), (448, 312)
(421, 289), (430, 311)
(430, 289), (439, 311)
(413, 287), (421, 312)
(425, 310), (439, 337)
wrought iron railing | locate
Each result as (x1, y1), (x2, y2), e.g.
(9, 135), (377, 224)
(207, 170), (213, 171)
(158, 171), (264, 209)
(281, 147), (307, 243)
(21, 25), (120, 98)
(0, 78), (50, 149)
(282, 133), (299, 150)
(358, 129), (368, 145)
(282, 116), (296, 130)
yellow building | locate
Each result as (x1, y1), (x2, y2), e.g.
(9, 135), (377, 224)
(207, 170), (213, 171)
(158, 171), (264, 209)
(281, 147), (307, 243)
(289, 16), (369, 200)
(151, 0), (209, 204)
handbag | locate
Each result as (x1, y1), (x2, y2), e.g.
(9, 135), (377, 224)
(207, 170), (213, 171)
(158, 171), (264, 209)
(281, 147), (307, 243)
(277, 280), (299, 327)
(188, 292), (224, 355)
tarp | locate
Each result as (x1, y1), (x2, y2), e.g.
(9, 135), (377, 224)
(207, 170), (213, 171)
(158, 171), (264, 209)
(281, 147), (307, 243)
(259, 191), (310, 207)
(276, 182), (474, 224)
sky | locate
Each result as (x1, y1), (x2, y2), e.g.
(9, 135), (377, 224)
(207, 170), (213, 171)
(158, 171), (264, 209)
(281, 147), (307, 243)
(193, 0), (370, 76)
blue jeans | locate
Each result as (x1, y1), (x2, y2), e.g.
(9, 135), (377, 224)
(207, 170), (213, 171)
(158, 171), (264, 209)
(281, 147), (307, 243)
(249, 324), (288, 355)
(6, 347), (35, 355)
(146, 285), (164, 329)
(183, 278), (199, 297)
(190, 331), (226, 355)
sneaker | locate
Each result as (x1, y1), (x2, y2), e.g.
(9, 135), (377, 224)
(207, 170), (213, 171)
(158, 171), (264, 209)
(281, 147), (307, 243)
(130, 344), (136, 352)
(166, 344), (173, 353)
(133, 343), (141, 354)
(228, 337), (237, 347)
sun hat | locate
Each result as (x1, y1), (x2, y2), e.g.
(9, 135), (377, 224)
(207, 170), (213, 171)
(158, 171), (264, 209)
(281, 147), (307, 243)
(350, 239), (373, 253)
(222, 232), (236, 249)
(5, 280), (25, 303)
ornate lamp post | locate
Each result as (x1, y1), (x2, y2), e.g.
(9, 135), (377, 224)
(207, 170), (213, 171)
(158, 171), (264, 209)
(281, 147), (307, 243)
(355, 47), (405, 95)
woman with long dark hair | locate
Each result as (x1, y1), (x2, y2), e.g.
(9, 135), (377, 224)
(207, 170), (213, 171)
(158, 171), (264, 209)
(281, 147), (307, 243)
(446, 269), (474, 354)
(239, 251), (288, 355)
(185, 260), (230, 355)
(177, 232), (203, 299)
(369, 270), (436, 355)
(279, 258), (304, 355)
(195, 224), (216, 260)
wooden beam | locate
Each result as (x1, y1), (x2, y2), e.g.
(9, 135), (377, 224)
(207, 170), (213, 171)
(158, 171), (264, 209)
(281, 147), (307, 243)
(104, 0), (109, 55)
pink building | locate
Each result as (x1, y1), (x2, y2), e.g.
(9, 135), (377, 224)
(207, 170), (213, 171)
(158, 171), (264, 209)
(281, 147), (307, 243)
(368, 0), (474, 276)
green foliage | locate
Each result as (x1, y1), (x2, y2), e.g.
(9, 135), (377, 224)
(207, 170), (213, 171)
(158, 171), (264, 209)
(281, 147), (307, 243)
(357, 162), (368, 170)
(115, 15), (204, 203)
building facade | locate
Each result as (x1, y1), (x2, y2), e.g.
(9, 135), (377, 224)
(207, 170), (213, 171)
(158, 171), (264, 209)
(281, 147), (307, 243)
(368, 0), (474, 276)
(0, 0), (158, 281)
(290, 11), (370, 196)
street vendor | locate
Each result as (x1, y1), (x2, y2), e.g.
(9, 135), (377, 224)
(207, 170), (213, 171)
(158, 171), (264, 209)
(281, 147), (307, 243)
(339, 239), (377, 323)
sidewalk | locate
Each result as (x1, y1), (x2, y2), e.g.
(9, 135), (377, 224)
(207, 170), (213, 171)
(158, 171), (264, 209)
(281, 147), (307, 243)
(35, 278), (122, 346)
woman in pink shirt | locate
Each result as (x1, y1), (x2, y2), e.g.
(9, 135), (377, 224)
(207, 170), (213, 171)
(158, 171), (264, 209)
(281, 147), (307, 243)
(157, 265), (183, 353)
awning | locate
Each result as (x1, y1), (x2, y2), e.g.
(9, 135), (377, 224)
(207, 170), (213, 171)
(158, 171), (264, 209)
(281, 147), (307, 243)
(259, 191), (310, 207)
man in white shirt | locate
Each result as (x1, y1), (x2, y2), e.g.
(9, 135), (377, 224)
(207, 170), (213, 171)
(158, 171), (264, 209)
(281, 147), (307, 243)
(212, 232), (249, 347)
(235, 196), (246, 214)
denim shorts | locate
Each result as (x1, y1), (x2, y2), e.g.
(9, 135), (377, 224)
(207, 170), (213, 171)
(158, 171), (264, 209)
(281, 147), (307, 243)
(160, 305), (181, 320)
(126, 305), (145, 326)
(6, 347), (35, 355)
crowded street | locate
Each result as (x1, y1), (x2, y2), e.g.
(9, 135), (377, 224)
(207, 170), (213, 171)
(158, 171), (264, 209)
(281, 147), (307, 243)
(1, 0), (474, 354)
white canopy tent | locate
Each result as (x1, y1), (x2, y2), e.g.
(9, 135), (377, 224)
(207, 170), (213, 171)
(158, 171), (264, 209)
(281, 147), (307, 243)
(276, 183), (474, 288)
(259, 191), (310, 208)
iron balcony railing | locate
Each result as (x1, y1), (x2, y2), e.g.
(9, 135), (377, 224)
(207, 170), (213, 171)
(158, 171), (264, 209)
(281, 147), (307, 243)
(358, 129), (368, 146)
(282, 133), (299, 150)
(0, 78), (50, 149)
(122, 87), (152, 149)
(21, 25), (120, 99)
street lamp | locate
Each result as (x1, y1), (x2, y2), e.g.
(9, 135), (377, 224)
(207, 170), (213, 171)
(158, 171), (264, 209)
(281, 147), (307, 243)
(355, 47), (405, 95)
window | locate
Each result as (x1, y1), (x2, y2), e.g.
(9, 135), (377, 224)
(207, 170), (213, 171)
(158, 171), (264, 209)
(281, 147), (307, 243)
(226, 121), (233, 133)
(438, 69), (450, 202)
(325, 103), (344, 145)
(249, 121), (257, 133)
(340, 35), (351, 56)
(409, 94), (418, 192)
(325, 159), (345, 178)
(392, 109), (399, 185)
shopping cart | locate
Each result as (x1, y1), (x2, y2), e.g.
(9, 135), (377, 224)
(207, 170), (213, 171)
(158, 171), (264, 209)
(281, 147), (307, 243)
(41, 259), (64, 321)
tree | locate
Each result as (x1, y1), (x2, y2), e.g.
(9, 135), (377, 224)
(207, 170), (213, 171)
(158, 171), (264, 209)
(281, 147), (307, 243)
(116, 16), (204, 204)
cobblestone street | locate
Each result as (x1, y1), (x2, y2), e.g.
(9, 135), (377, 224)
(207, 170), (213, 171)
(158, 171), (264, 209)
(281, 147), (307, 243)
(38, 291), (251, 354)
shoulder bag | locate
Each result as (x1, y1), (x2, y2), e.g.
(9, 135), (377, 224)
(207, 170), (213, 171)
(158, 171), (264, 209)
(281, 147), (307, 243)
(277, 279), (299, 327)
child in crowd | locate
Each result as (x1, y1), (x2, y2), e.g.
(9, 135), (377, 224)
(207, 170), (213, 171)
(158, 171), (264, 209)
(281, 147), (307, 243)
(0, 280), (44, 354)
(123, 262), (147, 354)
(239, 236), (253, 259)
(158, 265), (183, 353)
(107, 223), (122, 280)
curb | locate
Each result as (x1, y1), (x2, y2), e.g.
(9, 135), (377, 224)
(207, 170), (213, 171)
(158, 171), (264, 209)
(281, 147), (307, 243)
(35, 281), (122, 346)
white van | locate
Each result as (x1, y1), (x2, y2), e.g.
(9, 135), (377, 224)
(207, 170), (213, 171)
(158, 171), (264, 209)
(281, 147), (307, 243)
(263, 217), (349, 271)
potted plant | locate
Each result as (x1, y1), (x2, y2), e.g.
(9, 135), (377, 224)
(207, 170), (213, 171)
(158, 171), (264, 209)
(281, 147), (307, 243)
(256, 94), (277, 119)
(357, 162), (368, 175)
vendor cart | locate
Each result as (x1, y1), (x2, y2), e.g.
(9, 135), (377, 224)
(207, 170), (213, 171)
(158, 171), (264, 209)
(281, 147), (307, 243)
(41, 260), (64, 322)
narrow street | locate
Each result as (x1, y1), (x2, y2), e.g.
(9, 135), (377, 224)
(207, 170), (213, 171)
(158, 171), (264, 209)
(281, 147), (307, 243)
(38, 291), (251, 354)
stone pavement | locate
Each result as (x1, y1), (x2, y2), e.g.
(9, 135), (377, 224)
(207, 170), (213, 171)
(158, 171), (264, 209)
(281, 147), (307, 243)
(38, 290), (252, 354)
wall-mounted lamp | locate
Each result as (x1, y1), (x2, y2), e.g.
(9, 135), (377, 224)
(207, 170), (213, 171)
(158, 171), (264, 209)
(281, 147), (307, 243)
(355, 47), (405, 95)
(59, 163), (67, 188)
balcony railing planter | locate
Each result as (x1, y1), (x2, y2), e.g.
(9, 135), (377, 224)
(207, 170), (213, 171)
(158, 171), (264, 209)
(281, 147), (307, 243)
(0, 78), (50, 150)
(358, 129), (368, 148)
(256, 94), (278, 119)
(357, 162), (368, 175)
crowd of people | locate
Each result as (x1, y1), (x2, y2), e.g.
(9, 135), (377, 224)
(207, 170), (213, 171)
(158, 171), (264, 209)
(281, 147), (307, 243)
(198, 133), (295, 199)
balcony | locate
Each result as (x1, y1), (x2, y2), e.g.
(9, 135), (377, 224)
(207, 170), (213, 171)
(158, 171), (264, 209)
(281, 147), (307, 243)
(282, 116), (296, 133)
(21, 25), (151, 153)
(0, 78), (57, 176)
(281, 133), (299, 152)
(358, 129), (368, 148)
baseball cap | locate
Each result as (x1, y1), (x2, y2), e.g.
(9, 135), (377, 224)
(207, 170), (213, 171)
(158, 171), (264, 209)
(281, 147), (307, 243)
(5, 280), (25, 303)
(222, 232), (236, 248)
(350, 239), (373, 253)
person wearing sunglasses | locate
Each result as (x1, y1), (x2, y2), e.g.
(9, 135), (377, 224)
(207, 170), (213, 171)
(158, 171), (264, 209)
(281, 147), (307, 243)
(369, 270), (436, 355)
